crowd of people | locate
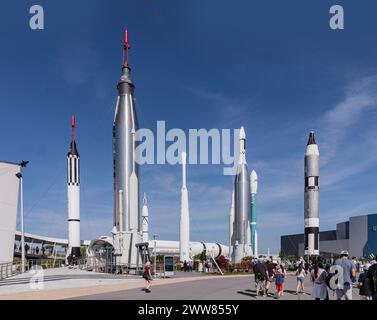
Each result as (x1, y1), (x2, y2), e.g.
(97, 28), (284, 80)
(252, 251), (377, 300)
(140, 251), (377, 299)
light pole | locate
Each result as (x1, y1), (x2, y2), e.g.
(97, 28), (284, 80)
(16, 160), (28, 273)
(153, 234), (158, 278)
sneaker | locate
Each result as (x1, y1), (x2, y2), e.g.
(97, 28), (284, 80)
(145, 289), (151, 293)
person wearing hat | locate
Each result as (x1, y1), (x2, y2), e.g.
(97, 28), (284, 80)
(334, 250), (356, 300)
(358, 264), (373, 300)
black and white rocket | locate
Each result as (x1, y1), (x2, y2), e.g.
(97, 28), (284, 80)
(304, 131), (320, 256)
(67, 115), (81, 257)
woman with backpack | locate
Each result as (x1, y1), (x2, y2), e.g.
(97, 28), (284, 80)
(311, 262), (328, 300)
(143, 261), (153, 293)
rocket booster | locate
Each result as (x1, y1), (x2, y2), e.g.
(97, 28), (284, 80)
(113, 29), (140, 233)
(67, 115), (81, 257)
(229, 189), (234, 260)
(233, 127), (251, 263)
(304, 131), (320, 256)
(250, 170), (258, 257)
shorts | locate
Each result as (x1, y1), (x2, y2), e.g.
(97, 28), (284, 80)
(297, 276), (305, 283)
(275, 284), (284, 292)
(336, 283), (352, 300)
(255, 278), (265, 290)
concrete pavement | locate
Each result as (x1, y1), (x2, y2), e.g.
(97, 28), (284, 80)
(0, 268), (362, 300)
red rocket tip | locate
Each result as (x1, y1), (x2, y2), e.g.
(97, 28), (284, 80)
(71, 115), (76, 142)
(123, 28), (131, 66)
(124, 29), (128, 47)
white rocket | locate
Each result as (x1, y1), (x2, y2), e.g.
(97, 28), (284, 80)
(229, 189), (235, 261)
(304, 131), (320, 256)
(232, 127), (251, 263)
(250, 170), (258, 257)
(67, 115), (81, 257)
(179, 151), (190, 262)
(142, 193), (149, 243)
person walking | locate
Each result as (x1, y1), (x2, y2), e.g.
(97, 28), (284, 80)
(358, 264), (373, 300)
(253, 257), (268, 298)
(334, 250), (356, 300)
(142, 261), (153, 293)
(265, 259), (276, 297)
(274, 267), (285, 299)
(296, 264), (307, 295)
(311, 262), (328, 300)
(188, 260), (193, 272)
(367, 259), (377, 300)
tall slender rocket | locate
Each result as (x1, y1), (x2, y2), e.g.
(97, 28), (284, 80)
(142, 193), (149, 243)
(229, 189), (235, 261)
(233, 127), (251, 263)
(250, 170), (258, 257)
(180, 151), (190, 262)
(113, 29), (140, 233)
(304, 131), (320, 256)
(67, 115), (81, 257)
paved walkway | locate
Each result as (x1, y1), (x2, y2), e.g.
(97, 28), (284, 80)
(75, 274), (362, 300)
(0, 268), (362, 300)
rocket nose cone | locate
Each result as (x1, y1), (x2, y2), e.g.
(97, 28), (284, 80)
(307, 131), (316, 145)
(250, 170), (258, 194)
(239, 126), (246, 139)
(251, 170), (258, 181)
(143, 193), (147, 205)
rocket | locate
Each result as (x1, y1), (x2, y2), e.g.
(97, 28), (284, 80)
(250, 170), (258, 257)
(304, 131), (320, 256)
(232, 126), (251, 263)
(179, 151), (190, 262)
(113, 29), (140, 233)
(67, 115), (81, 257)
(142, 193), (149, 242)
(229, 189), (234, 261)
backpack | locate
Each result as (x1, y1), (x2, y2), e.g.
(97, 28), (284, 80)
(275, 273), (284, 285)
(254, 263), (266, 280)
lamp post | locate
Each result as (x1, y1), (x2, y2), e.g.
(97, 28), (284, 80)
(16, 161), (28, 273)
(153, 234), (158, 278)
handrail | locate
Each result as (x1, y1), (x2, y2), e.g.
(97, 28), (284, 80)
(0, 262), (21, 280)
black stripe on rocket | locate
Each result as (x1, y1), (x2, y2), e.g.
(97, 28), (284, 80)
(305, 227), (319, 250)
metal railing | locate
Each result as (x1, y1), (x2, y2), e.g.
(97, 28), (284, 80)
(0, 262), (21, 280)
(0, 259), (66, 280)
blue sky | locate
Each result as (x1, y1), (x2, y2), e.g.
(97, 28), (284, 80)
(1, 0), (377, 253)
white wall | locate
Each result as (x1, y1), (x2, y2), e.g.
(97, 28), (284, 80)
(0, 162), (20, 263)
